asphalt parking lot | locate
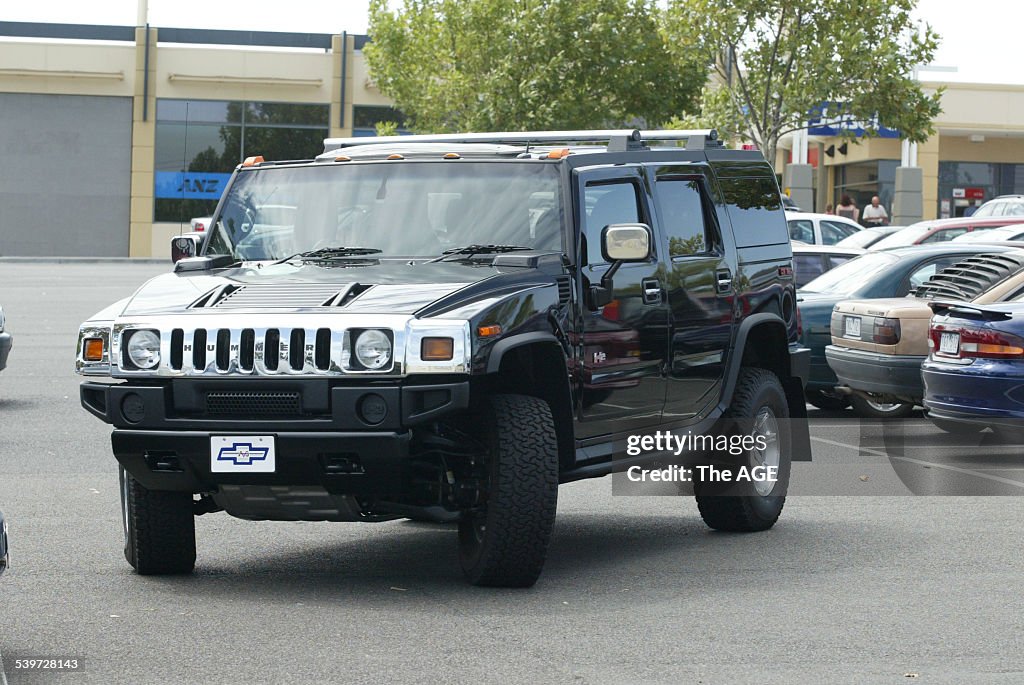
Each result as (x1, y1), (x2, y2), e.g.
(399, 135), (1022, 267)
(2, 261), (1024, 684)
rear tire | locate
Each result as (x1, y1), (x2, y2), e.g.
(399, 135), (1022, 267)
(805, 389), (850, 411)
(120, 467), (196, 575)
(695, 368), (790, 532)
(849, 394), (914, 419)
(458, 394), (558, 587)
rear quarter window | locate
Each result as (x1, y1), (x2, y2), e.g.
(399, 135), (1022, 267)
(720, 177), (789, 247)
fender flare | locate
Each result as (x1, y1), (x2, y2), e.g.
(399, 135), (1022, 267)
(720, 313), (790, 407)
(485, 332), (565, 374)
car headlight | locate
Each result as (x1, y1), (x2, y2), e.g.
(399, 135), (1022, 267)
(354, 329), (392, 370)
(126, 330), (161, 369)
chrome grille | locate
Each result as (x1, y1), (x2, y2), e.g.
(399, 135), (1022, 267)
(165, 326), (338, 374)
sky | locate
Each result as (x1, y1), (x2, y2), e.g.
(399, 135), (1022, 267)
(1, 0), (1019, 85)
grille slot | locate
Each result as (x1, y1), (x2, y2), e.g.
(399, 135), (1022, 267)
(206, 391), (301, 417)
(192, 329), (207, 370)
(555, 275), (572, 305)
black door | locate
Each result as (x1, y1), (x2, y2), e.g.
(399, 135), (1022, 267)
(651, 172), (735, 420)
(575, 167), (670, 439)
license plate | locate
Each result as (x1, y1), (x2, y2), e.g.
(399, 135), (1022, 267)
(939, 331), (960, 355)
(843, 316), (862, 338)
(211, 435), (276, 473)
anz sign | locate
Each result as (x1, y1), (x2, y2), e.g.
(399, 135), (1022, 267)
(155, 171), (232, 200)
(807, 102), (901, 139)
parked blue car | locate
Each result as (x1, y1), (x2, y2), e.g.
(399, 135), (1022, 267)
(798, 243), (1022, 416)
(923, 300), (1024, 436)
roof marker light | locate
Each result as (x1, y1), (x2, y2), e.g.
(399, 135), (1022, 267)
(443, 152), (461, 159)
(242, 155), (264, 167)
(386, 153), (405, 160)
(546, 148), (571, 159)
(335, 155), (351, 162)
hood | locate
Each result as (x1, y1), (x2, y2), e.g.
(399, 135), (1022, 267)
(116, 258), (554, 318)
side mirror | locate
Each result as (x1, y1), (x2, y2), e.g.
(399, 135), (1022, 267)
(171, 233), (204, 263)
(588, 224), (653, 309)
(600, 223), (652, 263)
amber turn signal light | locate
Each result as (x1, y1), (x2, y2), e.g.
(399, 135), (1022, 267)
(477, 325), (502, 338)
(84, 338), (104, 361)
(421, 337), (454, 361)
(242, 155), (264, 167)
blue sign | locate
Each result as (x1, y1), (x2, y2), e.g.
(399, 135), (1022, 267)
(155, 171), (232, 200)
(807, 103), (901, 139)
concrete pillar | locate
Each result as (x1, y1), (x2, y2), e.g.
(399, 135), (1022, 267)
(329, 34), (353, 139)
(893, 166), (923, 226)
(129, 25), (157, 257)
(815, 144), (828, 212)
(784, 164), (814, 214)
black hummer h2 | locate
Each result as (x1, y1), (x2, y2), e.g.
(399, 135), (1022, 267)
(77, 129), (809, 587)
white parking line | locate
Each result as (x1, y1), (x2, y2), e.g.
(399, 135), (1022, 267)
(0, 646), (9, 685)
(810, 435), (889, 457)
(890, 457), (1024, 489)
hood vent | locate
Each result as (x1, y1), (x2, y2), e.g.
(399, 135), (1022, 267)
(191, 283), (372, 310)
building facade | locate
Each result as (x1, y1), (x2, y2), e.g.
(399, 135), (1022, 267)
(779, 82), (1024, 222)
(0, 22), (400, 258)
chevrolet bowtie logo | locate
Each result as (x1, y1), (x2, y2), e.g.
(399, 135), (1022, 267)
(216, 442), (270, 466)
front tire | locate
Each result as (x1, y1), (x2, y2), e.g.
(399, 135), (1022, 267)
(120, 467), (196, 575)
(458, 394), (559, 587)
(849, 394), (914, 419)
(695, 368), (791, 532)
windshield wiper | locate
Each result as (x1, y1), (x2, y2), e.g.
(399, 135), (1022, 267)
(425, 244), (533, 264)
(273, 246), (382, 265)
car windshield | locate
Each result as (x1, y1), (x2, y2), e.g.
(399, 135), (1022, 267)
(837, 228), (885, 248)
(800, 251), (900, 295)
(206, 161), (563, 261)
(871, 224), (933, 250)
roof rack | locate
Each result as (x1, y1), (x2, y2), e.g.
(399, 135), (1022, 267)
(322, 129), (719, 154)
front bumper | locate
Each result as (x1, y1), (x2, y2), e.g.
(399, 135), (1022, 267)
(83, 378), (470, 494)
(826, 345), (924, 401)
(0, 331), (11, 372)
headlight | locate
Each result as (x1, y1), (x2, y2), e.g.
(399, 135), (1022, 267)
(354, 329), (392, 370)
(126, 330), (161, 369)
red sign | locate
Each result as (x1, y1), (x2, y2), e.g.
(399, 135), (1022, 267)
(965, 187), (985, 200)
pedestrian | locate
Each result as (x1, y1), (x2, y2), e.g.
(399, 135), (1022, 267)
(825, 204), (834, 215)
(836, 194), (859, 222)
(862, 195), (889, 227)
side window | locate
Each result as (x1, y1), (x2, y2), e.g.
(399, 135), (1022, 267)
(1006, 204), (1024, 217)
(584, 181), (642, 265)
(923, 228), (967, 243)
(719, 176), (788, 247)
(788, 219), (815, 244)
(793, 254), (825, 287)
(654, 178), (709, 256)
(821, 220), (858, 244)
(819, 222), (851, 246)
(827, 254), (856, 269)
(907, 258), (958, 293)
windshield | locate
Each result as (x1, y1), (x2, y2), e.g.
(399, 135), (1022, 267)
(206, 161), (563, 260)
(871, 224), (933, 250)
(800, 251), (900, 295)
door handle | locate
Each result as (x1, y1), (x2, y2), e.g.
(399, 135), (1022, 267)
(641, 278), (662, 305)
(716, 269), (733, 293)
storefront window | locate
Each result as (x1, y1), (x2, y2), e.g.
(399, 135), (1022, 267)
(833, 160), (897, 220)
(154, 99), (328, 223)
(352, 105), (408, 137)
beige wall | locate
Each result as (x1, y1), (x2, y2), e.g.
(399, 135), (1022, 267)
(0, 42), (135, 97)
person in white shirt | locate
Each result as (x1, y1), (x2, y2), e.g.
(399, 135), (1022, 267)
(862, 196), (889, 226)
